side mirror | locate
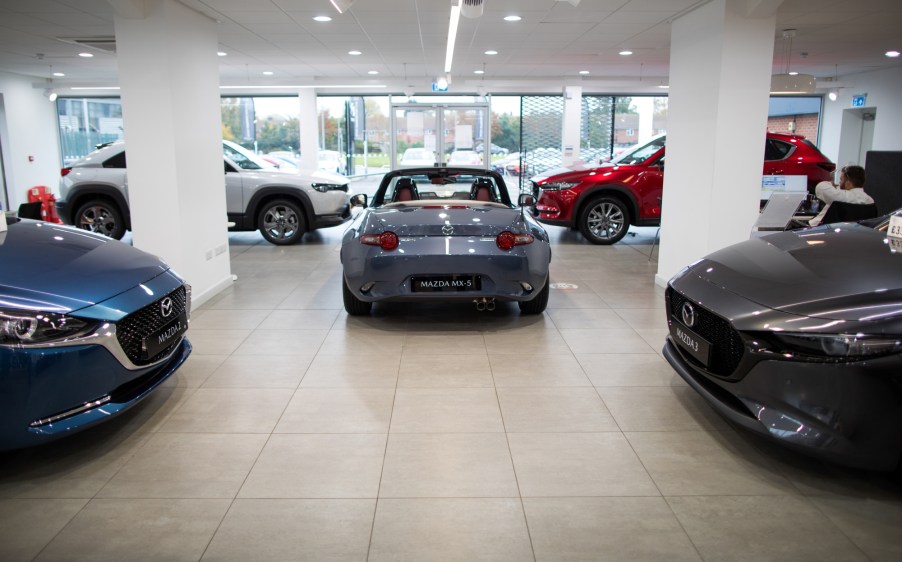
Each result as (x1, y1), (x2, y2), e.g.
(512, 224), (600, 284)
(518, 193), (536, 207)
(350, 193), (368, 208)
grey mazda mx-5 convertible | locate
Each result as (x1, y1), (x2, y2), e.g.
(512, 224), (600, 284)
(340, 167), (552, 316)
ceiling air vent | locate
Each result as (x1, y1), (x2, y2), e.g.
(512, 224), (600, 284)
(58, 37), (117, 54)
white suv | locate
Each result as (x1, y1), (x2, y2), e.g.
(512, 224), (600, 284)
(57, 140), (352, 245)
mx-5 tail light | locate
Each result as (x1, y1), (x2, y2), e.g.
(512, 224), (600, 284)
(60, 167), (72, 177)
(496, 231), (534, 251)
(360, 231), (399, 250)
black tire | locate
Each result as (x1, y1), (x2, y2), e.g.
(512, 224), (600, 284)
(75, 199), (126, 240)
(343, 277), (372, 316)
(258, 199), (306, 245)
(519, 277), (550, 315)
(578, 196), (630, 245)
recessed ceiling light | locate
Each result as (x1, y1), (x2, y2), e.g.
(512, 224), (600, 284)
(619, 50), (632, 56)
(53, 72), (65, 77)
(485, 50), (498, 55)
(217, 51), (227, 57)
(579, 70), (590, 75)
(78, 52), (94, 58)
(474, 70), (484, 74)
(368, 70), (379, 75)
(788, 71), (799, 76)
(504, 15), (521, 22)
(313, 15), (332, 22)
(348, 50), (362, 55)
(262, 71), (274, 75)
(887, 50), (901, 58)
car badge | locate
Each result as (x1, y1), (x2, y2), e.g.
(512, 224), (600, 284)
(160, 297), (174, 318)
(681, 302), (696, 328)
(442, 225), (454, 235)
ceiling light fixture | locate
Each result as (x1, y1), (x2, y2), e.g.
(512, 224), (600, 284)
(771, 29), (816, 94)
(329, 0), (353, 14)
(313, 15), (332, 22)
(485, 50), (498, 55)
(263, 71), (274, 75)
(828, 90), (838, 101)
(579, 70), (589, 75)
(348, 50), (362, 55)
(619, 50), (633, 56)
(504, 15), (521, 22)
(217, 51), (227, 57)
(78, 52), (93, 58)
(43, 88), (57, 101)
(474, 69), (484, 74)
(887, 50), (900, 58)
(368, 70), (379, 75)
(53, 72), (64, 77)
(445, 0), (462, 74)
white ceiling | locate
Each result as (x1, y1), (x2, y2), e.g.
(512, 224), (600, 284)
(0, 0), (900, 95)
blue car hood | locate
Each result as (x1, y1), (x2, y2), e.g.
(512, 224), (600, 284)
(0, 220), (170, 313)
(688, 224), (902, 321)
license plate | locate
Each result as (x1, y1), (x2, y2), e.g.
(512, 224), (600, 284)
(141, 312), (188, 359)
(670, 316), (712, 367)
(411, 275), (481, 292)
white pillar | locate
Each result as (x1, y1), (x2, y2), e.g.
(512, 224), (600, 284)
(655, 0), (779, 287)
(562, 86), (582, 166)
(298, 90), (320, 172)
(112, 0), (232, 305)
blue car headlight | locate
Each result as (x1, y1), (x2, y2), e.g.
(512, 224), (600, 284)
(770, 332), (902, 359)
(0, 308), (97, 347)
(540, 181), (579, 192)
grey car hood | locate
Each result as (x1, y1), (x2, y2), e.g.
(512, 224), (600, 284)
(689, 224), (902, 321)
(0, 220), (169, 312)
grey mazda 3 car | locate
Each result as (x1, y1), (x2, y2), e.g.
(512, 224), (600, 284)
(664, 212), (902, 470)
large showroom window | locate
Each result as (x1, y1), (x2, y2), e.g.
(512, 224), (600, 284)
(54, 94), (821, 173)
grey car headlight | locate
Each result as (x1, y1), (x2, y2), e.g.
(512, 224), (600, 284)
(540, 181), (579, 192)
(0, 308), (97, 346)
(311, 183), (347, 193)
(771, 332), (902, 359)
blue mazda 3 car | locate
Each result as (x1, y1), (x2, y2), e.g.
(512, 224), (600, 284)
(0, 215), (192, 450)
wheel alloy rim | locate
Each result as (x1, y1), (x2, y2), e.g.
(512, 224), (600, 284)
(587, 202), (624, 240)
(263, 205), (299, 240)
(80, 206), (115, 237)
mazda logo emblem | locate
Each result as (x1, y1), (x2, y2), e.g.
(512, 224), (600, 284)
(160, 297), (174, 318)
(442, 225), (454, 235)
(681, 302), (696, 328)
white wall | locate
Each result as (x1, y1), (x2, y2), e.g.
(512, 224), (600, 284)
(0, 71), (62, 210)
(819, 65), (902, 162)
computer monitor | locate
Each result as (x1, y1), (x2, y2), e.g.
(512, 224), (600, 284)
(761, 175), (807, 200)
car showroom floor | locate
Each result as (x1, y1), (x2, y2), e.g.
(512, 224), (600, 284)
(1, 223), (902, 562)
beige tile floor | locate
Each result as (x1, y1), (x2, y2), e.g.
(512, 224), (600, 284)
(2, 224), (902, 562)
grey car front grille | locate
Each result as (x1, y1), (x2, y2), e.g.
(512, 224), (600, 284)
(666, 287), (744, 377)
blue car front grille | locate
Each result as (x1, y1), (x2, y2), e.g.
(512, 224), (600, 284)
(116, 285), (187, 366)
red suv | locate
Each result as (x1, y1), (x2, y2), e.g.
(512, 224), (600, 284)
(532, 132), (835, 244)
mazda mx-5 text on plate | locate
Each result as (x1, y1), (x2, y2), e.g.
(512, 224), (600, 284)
(340, 168), (552, 315)
(663, 211), (902, 470)
(0, 215), (192, 450)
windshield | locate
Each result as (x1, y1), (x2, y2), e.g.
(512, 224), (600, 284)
(611, 135), (666, 165)
(222, 141), (275, 171)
